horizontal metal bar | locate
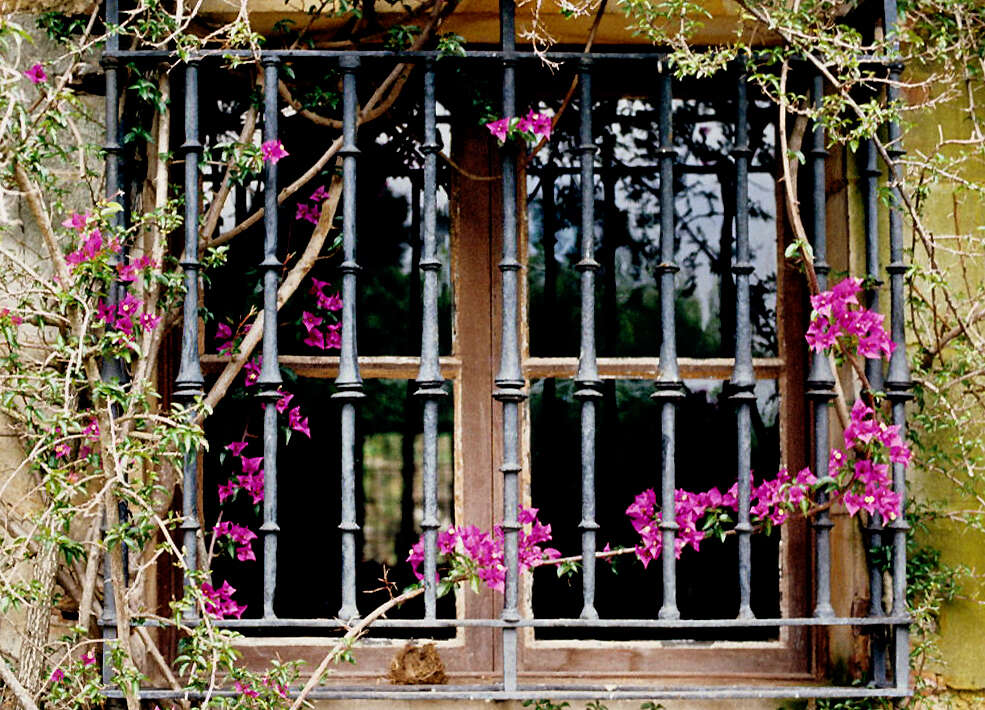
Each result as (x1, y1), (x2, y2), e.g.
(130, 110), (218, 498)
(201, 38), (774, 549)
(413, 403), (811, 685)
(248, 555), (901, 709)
(103, 685), (910, 701)
(103, 49), (672, 62)
(121, 615), (908, 629)
(104, 48), (898, 66)
(200, 354), (462, 378)
(200, 355), (783, 380)
(525, 356), (785, 380)
(527, 164), (776, 176)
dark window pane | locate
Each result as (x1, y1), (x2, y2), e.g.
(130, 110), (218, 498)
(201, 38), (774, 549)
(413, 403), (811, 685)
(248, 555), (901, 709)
(204, 378), (455, 632)
(527, 90), (777, 359)
(530, 378), (781, 640)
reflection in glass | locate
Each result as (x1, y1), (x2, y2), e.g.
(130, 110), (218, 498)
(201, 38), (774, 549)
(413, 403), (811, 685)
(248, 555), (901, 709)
(527, 90), (777, 359)
(529, 378), (781, 640)
(205, 94), (453, 358)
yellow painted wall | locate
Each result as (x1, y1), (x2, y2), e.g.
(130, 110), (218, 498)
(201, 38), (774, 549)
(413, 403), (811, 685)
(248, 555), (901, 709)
(904, 80), (985, 691)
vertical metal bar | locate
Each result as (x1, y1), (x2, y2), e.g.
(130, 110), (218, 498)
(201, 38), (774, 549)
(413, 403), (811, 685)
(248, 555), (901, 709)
(882, 0), (911, 688)
(806, 71), (836, 619)
(862, 138), (884, 394)
(861, 136), (887, 686)
(573, 56), (601, 622)
(416, 60), (446, 620)
(100, 0), (125, 390)
(174, 60), (205, 626)
(651, 68), (684, 621)
(728, 69), (756, 620)
(333, 55), (365, 623)
(99, 0), (122, 682)
(258, 58), (284, 620)
(495, 0), (523, 691)
(99, 511), (116, 684)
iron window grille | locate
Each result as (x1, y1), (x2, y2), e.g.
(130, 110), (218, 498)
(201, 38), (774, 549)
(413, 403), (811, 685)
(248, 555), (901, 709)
(99, 0), (913, 700)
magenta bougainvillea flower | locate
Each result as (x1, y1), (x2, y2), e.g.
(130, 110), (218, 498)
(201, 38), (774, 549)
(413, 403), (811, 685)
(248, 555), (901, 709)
(241, 456), (263, 475)
(260, 139), (288, 164)
(50, 668), (64, 683)
(406, 506), (560, 592)
(201, 581), (247, 619)
(61, 211), (89, 231)
(226, 440), (248, 457)
(486, 110), (553, 145)
(234, 681), (260, 698)
(288, 406), (311, 438)
(24, 63), (47, 84)
(486, 117), (510, 142)
(275, 390), (294, 413)
(806, 277), (894, 359)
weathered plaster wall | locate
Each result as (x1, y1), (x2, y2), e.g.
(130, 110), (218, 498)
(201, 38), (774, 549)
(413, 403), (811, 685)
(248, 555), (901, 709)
(903, 82), (985, 693)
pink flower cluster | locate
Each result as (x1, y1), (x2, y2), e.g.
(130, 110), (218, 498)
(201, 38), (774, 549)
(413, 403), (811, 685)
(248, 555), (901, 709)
(214, 521), (258, 562)
(0, 308), (23, 326)
(65, 228), (112, 266)
(53, 417), (100, 461)
(827, 399), (910, 521)
(261, 139), (288, 164)
(406, 506), (560, 592)
(628, 467), (819, 567)
(806, 277), (894, 359)
(234, 676), (288, 699)
(296, 185), (331, 225)
(218, 440), (265, 505)
(215, 322), (241, 356)
(116, 255), (157, 283)
(276, 389), (311, 438)
(201, 580), (247, 619)
(96, 293), (161, 340)
(626, 488), (711, 566)
(301, 277), (342, 351)
(486, 109), (553, 144)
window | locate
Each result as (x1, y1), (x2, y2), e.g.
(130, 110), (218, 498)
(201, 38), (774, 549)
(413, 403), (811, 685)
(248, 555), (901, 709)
(103, 0), (911, 702)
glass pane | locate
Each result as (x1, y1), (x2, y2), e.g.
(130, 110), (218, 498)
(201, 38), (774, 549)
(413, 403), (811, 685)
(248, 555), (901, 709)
(204, 377), (455, 631)
(204, 91), (453, 359)
(527, 86), (777, 359)
(529, 377), (781, 640)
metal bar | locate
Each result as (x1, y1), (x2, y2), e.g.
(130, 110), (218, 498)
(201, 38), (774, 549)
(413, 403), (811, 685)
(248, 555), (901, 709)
(258, 58), (284, 619)
(102, 49), (673, 62)
(332, 55), (365, 623)
(860, 136), (887, 686)
(651, 68), (684, 621)
(495, 0), (523, 692)
(806, 71), (836, 619)
(99, 511), (116, 684)
(182, 614), (911, 629)
(526, 164), (777, 176)
(573, 56), (601, 622)
(882, 0), (911, 689)
(861, 138), (884, 393)
(416, 59), (446, 620)
(99, 0), (122, 682)
(104, 686), (912, 701)
(728, 69), (756, 620)
(174, 60), (205, 626)
(102, 47), (907, 65)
